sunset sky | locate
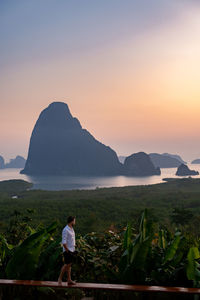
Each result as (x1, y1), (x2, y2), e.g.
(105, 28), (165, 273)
(1, 0), (200, 162)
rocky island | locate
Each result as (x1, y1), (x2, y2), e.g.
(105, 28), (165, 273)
(176, 164), (199, 176)
(123, 152), (161, 176)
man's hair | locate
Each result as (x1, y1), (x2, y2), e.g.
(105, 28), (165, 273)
(67, 216), (75, 224)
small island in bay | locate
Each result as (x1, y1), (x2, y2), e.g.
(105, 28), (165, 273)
(123, 152), (161, 176)
(175, 164), (199, 176)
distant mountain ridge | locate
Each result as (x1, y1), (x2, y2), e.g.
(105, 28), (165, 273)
(0, 155), (26, 169)
(149, 153), (183, 168)
(119, 153), (186, 168)
(191, 159), (200, 164)
(162, 153), (186, 164)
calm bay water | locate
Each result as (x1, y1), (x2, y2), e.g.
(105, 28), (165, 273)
(0, 164), (200, 191)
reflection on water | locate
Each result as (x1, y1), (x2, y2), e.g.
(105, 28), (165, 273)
(0, 164), (200, 191)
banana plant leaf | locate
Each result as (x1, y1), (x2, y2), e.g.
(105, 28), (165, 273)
(37, 238), (62, 280)
(186, 247), (200, 283)
(5, 222), (57, 279)
(139, 209), (148, 242)
(123, 222), (131, 250)
(0, 234), (13, 264)
(119, 209), (153, 283)
(163, 231), (181, 264)
(158, 229), (166, 249)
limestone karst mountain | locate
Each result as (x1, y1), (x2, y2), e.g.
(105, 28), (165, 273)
(120, 153), (185, 168)
(176, 164), (199, 176)
(149, 153), (182, 168)
(0, 155), (26, 169)
(21, 102), (167, 177)
(5, 156), (26, 168)
(123, 152), (161, 176)
(21, 102), (123, 175)
(162, 153), (186, 164)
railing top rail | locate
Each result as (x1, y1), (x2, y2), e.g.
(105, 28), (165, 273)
(0, 279), (199, 294)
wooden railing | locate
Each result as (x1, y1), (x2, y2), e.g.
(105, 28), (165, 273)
(0, 279), (200, 294)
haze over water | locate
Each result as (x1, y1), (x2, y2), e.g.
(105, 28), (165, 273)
(1, 164), (200, 191)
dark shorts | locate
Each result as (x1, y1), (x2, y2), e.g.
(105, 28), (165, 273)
(63, 250), (76, 265)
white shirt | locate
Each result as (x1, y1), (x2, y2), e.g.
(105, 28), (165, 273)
(62, 225), (75, 252)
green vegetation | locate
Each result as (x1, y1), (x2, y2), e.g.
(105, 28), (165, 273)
(1, 178), (200, 235)
(1, 178), (200, 298)
(0, 209), (200, 299)
(0, 179), (32, 194)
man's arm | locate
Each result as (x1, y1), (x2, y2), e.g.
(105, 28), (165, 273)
(63, 243), (69, 252)
(62, 229), (69, 252)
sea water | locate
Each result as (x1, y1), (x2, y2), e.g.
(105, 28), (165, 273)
(0, 164), (200, 191)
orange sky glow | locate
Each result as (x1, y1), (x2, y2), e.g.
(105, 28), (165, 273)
(1, 1), (200, 162)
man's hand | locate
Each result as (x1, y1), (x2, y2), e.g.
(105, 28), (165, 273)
(63, 244), (69, 252)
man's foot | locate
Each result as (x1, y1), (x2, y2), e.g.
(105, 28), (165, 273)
(67, 280), (76, 285)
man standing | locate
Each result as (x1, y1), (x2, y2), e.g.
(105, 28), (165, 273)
(58, 216), (76, 285)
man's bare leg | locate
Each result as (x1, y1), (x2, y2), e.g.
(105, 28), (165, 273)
(58, 264), (67, 284)
(67, 263), (76, 284)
